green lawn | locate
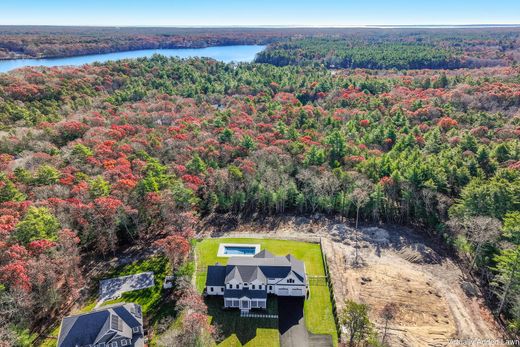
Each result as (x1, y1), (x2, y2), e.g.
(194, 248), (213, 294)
(195, 238), (338, 346)
(207, 295), (280, 347)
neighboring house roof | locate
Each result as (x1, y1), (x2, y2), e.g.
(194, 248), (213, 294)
(225, 288), (268, 299)
(57, 303), (144, 347)
(207, 265), (227, 286)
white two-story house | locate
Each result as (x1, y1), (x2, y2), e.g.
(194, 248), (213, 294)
(205, 250), (308, 313)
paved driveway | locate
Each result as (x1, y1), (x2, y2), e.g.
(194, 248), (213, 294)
(278, 297), (333, 347)
(99, 271), (154, 303)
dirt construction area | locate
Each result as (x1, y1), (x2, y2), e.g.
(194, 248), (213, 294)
(200, 215), (503, 347)
(323, 225), (501, 347)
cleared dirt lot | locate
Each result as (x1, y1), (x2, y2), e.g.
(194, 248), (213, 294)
(200, 215), (503, 346)
(322, 226), (501, 347)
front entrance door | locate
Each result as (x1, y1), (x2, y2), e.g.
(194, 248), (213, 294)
(240, 298), (250, 311)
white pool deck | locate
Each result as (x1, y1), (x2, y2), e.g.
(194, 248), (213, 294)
(217, 243), (261, 257)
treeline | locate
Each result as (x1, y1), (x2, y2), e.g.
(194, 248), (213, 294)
(0, 26), (292, 60)
(0, 56), (519, 342)
(256, 39), (465, 69)
(2, 26), (520, 65)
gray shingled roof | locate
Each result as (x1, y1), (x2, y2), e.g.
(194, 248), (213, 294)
(224, 288), (268, 299)
(206, 265), (227, 286)
(57, 303), (143, 347)
(225, 265), (267, 283)
(220, 254), (304, 285)
(205, 251), (307, 290)
(227, 255), (291, 267)
(254, 249), (274, 258)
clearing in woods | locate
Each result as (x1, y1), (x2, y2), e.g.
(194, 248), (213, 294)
(322, 226), (501, 347)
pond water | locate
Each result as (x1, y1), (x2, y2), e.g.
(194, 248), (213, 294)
(0, 45), (266, 73)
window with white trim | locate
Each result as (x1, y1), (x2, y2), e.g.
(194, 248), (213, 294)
(132, 326), (140, 333)
(210, 287), (213, 292)
(121, 340), (128, 346)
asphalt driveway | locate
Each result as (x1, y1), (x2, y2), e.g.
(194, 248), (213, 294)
(278, 297), (333, 347)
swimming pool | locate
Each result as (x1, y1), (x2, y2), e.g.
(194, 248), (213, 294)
(224, 246), (257, 255)
(217, 243), (261, 257)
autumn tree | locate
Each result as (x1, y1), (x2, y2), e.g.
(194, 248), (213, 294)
(154, 235), (191, 270)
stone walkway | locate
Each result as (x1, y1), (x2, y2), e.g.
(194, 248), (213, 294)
(240, 312), (278, 319)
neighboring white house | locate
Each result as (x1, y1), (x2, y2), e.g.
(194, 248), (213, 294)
(205, 250), (308, 313)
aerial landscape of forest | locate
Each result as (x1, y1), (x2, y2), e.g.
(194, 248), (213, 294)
(0, 2), (520, 347)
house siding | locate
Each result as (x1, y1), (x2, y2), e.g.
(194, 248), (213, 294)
(275, 285), (306, 296)
(206, 286), (225, 295)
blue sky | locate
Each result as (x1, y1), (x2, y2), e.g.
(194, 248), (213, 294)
(1, 0), (519, 26)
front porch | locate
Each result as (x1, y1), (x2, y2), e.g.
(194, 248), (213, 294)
(224, 296), (268, 313)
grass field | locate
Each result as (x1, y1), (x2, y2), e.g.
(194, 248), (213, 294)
(195, 238), (338, 346)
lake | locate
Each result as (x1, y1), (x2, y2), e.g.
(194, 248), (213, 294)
(0, 45), (266, 73)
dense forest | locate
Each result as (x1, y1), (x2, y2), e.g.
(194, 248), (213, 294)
(0, 31), (520, 345)
(256, 30), (520, 69)
(255, 39), (466, 69)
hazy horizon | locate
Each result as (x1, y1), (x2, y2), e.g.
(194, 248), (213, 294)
(1, 0), (519, 27)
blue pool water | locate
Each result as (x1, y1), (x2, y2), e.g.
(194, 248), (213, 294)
(224, 246), (257, 255)
(0, 45), (266, 73)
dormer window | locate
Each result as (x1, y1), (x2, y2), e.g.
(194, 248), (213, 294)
(252, 284), (255, 289)
(228, 284), (232, 289)
(133, 326), (140, 333)
(236, 284), (239, 289)
(110, 315), (123, 332)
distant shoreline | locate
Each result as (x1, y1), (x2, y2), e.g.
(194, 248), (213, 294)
(1, 24), (520, 29)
